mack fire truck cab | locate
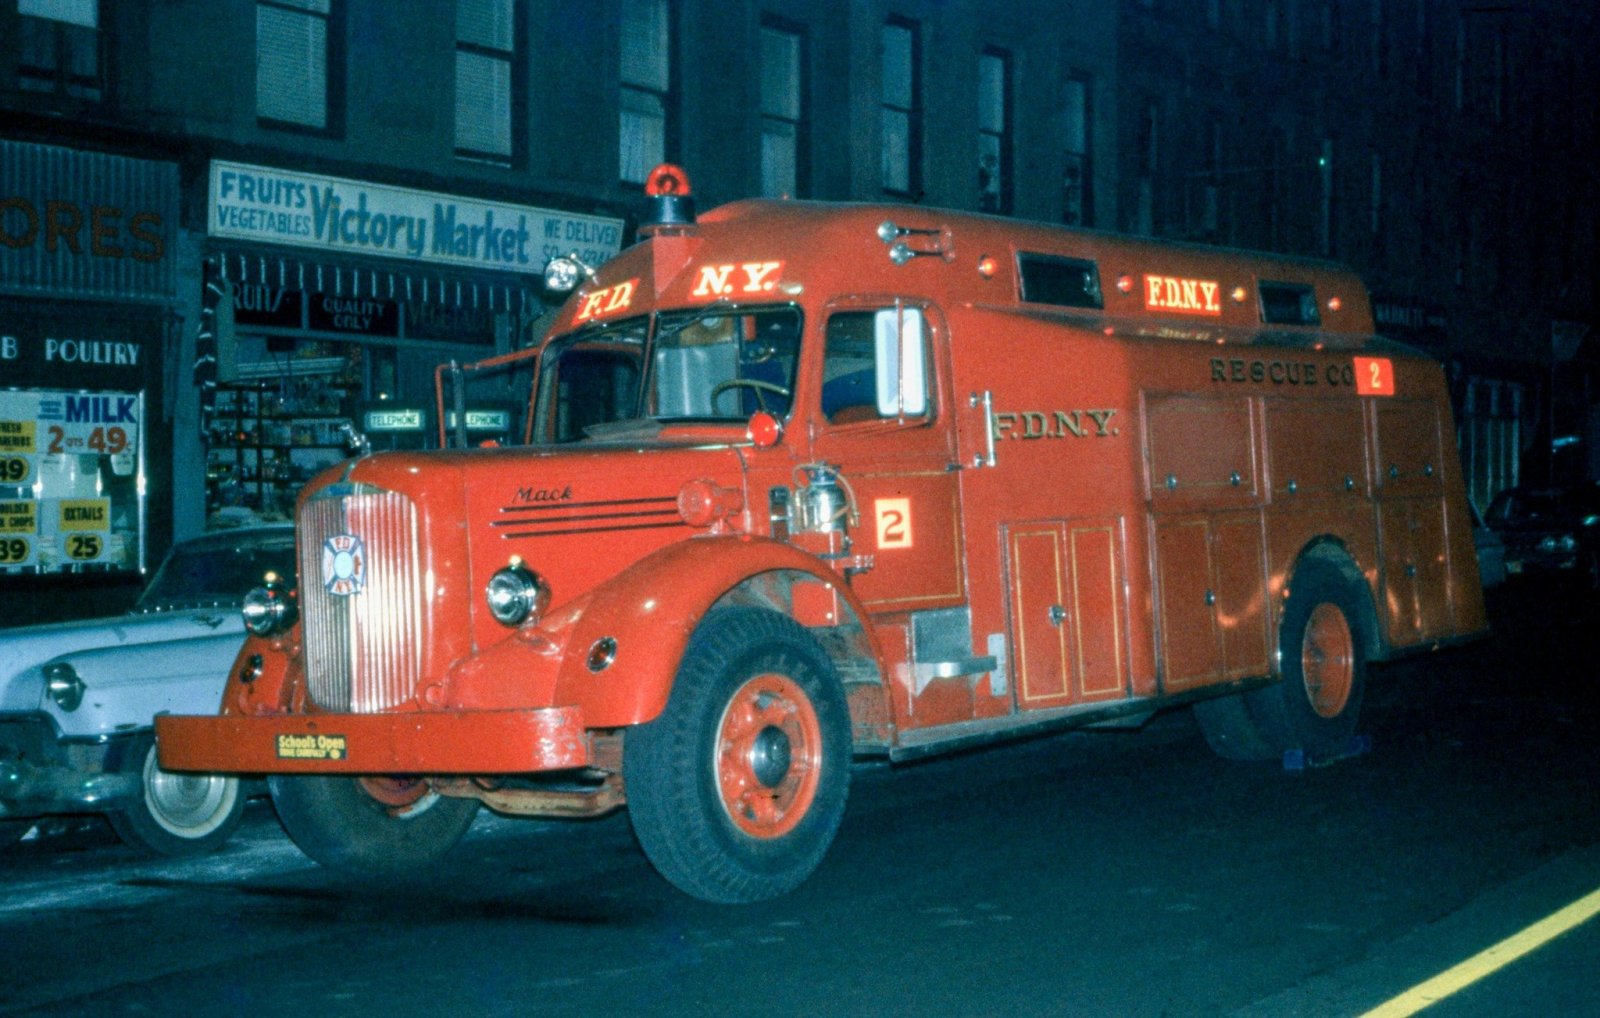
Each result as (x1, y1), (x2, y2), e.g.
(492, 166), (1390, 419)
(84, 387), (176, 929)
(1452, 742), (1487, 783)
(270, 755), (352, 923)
(158, 165), (1487, 903)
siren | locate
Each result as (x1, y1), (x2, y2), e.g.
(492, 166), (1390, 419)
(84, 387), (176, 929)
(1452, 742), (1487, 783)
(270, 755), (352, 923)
(642, 163), (696, 232)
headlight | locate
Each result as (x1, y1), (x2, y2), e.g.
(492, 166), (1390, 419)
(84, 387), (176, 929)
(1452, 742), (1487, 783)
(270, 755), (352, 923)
(242, 572), (297, 636)
(486, 559), (550, 627)
(543, 254), (591, 294)
(44, 662), (85, 712)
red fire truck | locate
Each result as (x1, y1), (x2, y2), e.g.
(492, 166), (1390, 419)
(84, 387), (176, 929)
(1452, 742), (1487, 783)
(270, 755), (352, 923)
(159, 166), (1487, 903)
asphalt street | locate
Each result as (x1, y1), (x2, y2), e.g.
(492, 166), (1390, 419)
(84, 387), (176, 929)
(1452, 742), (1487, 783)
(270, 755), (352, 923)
(2, 580), (1597, 1017)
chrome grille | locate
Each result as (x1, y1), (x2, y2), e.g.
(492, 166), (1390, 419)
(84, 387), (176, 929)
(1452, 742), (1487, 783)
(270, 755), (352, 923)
(298, 489), (424, 712)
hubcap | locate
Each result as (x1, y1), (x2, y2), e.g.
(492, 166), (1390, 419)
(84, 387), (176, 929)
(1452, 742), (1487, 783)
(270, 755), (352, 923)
(1302, 602), (1355, 719)
(750, 726), (793, 788)
(144, 747), (236, 836)
(715, 672), (822, 840)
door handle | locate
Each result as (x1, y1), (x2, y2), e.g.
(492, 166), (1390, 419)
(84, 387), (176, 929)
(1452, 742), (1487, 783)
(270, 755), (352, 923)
(970, 390), (997, 468)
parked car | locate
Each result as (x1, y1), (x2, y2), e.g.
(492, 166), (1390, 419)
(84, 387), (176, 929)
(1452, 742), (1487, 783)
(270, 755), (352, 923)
(0, 525), (295, 855)
(1483, 485), (1600, 590)
(1470, 499), (1508, 589)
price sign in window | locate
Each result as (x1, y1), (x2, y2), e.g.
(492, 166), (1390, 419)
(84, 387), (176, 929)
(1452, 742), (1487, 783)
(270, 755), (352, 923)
(0, 390), (143, 574)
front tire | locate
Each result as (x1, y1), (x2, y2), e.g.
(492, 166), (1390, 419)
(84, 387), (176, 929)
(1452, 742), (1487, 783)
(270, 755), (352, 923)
(269, 774), (479, 874)
(108, 735), (244, 857)
(1247, 559), (1367, 759)
(624, 607), (851, 904)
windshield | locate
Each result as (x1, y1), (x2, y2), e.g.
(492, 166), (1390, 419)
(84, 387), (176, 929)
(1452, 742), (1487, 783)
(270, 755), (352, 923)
(532, 306), (802, 443)
(136, 533), (297, 612)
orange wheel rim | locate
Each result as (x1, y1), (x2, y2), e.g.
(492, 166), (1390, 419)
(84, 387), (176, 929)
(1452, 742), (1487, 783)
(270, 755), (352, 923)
(1302, 603), (1354, 719)
(714, 673), (823, 839)
(359, 775), (429, 808)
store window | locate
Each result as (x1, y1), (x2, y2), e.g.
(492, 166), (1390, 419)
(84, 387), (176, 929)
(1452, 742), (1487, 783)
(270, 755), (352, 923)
(760, 20), (805, 199)
(977, 48), (1010, 214)
(620, 0), (672, 185)
(16, 0), (102, 101)
(880, 17), (920, 197)
(257, 0), (334, 131)
(455, 0), (519, 163)
(1062, 75), (1092, 226)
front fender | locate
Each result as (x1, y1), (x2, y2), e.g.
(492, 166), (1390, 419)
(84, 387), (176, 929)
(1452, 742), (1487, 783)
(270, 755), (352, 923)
(557, 536), (877, 727)
(42, 630), (249, 738)
(446, 536), (875, 730)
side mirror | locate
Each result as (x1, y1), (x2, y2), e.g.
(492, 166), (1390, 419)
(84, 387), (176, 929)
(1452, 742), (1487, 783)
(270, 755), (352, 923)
(873, 306), (927, 417)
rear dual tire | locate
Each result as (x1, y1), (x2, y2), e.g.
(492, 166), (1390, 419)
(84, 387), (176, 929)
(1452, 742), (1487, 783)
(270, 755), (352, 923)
(1194, 559), (1366, 762)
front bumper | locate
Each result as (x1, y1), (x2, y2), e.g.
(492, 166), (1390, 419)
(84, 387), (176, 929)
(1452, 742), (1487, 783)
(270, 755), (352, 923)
(0, 716), (142, 820)
(155, 706), (592, 775)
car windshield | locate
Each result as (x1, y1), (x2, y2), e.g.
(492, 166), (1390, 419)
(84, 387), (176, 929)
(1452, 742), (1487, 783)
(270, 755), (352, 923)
(136, 534), (297, 612)
(531, 306), (802, 444)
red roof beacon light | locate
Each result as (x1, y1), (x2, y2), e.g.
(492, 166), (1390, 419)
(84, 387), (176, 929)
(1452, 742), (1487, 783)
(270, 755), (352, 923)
(643, 163), (696, 232)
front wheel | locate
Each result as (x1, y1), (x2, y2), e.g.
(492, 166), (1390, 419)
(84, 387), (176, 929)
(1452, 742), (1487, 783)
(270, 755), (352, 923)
(108, 735), (245, 857)
(624, 607), (851, 904)
(268, 773), (479, 875)
(1247, 559), (1367, 759)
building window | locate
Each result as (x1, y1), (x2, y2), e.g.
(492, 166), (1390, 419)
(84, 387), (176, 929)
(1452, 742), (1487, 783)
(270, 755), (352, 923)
(1133, 98), (1159, 235)
(1318, 137), (1334, 256)
(257, 0), (332, 130)
(1369, 0), (1386, 77)
(1190, 116), (1221, 239)
(880, 17), (920, 196)
(16, 0), (102, 101)
(1061, 75), (1092, 226)
(1369, 151), (1382, 237)
(455, 0), (518, 162)
(620, 0), (672, 185)
(760, 21), (805, 198)
(977, 48), (1011, 214)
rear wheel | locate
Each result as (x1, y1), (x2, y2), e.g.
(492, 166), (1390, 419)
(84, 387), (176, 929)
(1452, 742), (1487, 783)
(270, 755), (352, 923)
(624, 607), (851, 904)
(1193, 691), (1278, 761)
(1247, 559), (1367, 759)
(269, 773), (479, 874)
(108, 735), (244, 857)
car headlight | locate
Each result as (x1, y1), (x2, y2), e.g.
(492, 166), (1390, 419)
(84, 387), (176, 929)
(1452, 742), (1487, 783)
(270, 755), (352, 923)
(242, 572), (297, 636)
(44, 662), (85, 711)
(486, 558), (550, 627)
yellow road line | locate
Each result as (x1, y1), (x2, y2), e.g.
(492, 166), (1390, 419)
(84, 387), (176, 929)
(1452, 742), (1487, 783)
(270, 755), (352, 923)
(1361, 883), (1600, 1017)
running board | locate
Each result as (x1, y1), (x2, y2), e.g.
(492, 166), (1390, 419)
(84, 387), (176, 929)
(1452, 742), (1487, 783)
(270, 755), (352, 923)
(889, 697), (1161, 763)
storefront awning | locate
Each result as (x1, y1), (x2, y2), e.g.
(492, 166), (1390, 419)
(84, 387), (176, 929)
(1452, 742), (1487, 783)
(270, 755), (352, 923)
(209, 246), (543, 319)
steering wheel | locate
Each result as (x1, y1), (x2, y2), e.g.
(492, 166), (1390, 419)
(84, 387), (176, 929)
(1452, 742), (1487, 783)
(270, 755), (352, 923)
(710, 378), (791, 414)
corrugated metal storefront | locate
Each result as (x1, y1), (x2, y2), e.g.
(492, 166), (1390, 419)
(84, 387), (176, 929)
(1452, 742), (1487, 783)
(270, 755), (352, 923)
(1, 140), (179, 621)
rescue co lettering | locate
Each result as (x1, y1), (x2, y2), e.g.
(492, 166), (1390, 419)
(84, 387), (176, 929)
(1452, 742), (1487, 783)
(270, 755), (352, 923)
(1145, 275), (1222, 316)
(573, 278), (638, 323)
(1210, 357), (1395, 394)
(690, 261), (784, 299)
(276, 733), (348, 760)
(992, 408), (1119, 440)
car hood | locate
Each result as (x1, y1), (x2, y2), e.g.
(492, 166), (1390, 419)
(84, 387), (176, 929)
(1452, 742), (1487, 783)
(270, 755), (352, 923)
(0, 609), (246, 736)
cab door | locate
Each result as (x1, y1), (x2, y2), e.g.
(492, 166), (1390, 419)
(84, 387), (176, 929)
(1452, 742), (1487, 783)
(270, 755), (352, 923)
(805, 302), (964, 614)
